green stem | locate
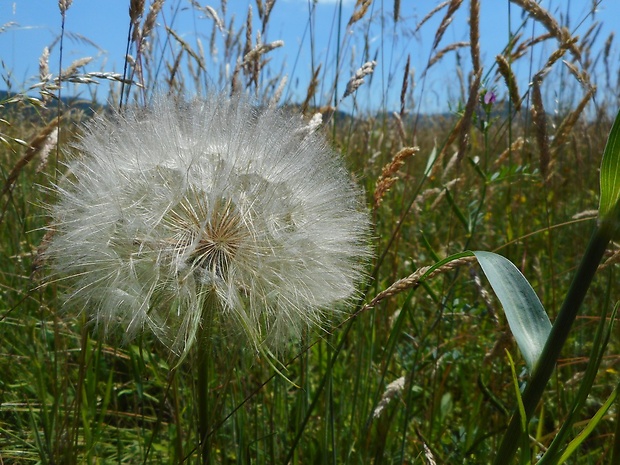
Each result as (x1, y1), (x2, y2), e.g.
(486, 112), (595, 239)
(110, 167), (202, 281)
(492, 224), (612, 464)
(197, 334), (210, 464)
(612, 383), (620, 464)
(197, 298), (215, 464)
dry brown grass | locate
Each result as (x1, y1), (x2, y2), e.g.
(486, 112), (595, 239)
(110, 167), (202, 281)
(1, 116), (62, 200)
(361, 255), (477, 312)
(496, 54), (521, 111)
(373, 146), (418, 209)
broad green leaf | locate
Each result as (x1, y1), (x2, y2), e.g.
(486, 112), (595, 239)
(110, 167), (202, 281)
(599, 108), (620, 223)
(474, 251), (551, 373)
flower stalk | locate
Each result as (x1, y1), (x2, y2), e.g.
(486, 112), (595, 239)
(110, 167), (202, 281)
(196, 296), (216, 464)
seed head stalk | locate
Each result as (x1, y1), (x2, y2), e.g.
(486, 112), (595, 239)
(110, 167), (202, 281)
(196, 295), (216, 464)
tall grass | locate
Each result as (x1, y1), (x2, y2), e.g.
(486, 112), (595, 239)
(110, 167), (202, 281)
(1, 0), (620, 463)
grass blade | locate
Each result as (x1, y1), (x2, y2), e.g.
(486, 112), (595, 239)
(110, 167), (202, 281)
(474, 251), (551, 373)
(599, 108), (620, 226)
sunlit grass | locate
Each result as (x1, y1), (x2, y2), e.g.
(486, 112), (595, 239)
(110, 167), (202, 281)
(1, 1), (620, 463)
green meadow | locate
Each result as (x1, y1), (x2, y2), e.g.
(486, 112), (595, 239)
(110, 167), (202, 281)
(2, 1), (620, 463)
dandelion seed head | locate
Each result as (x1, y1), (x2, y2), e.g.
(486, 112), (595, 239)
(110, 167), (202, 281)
(47, 93), (370, 356)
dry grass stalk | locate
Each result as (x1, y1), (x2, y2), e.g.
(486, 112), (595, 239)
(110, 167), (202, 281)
(1, 117), (62, 199)
(243, 7), (258, 88)
(257, 0), (276, 34)
(562, 60), (590, 88)
(130, 0), (146, 25)
(412, 186), (441, 213)
(203, 4), (224, 31)
(343, 61), (377, 99)
(580, 21), (600, 48)
(506, 31), (523, 54)
(73, 71), (137, 85)
(469, 0), (480, 76)
(255, 0), (264, 18)
(597, 246), (620, 271)
(134, 0), (165, 53)
(510, 0), (561, 37)
(495, 54), (521, 110)
(426, 42), (469, 73)
(59, 57), (94, 80)
(535, 36), (578, 81)
(372, 376), (405, 418)
(166, 27), (206, 71)
(0, 22), (17, 34)
(38, 47), (52, 103)
(423, 443), (438, 465)
(239, 29), (284, 91)
(143, 0), (165, 40)
(441, 151), (459, 181)
(35, 128), (59, 174)
(362, 255), (477, 311)
(512, 32), (551, 60)
(348, 0), (372, 28)
(603, 32), (614, 87)
(530, 77), (550, 180)
(230, 58), (241, 95)
(399, 55), (410, 118)
(32, 228), (55, 276)
(510, 0), (580, 59)
(206, 23), (218, 60)
(166, 50), (183, 89)
(493, 136), (525, 167)
(392, 112), (407, 147)
(39, 47), (50, 82)
(393, 0), (400, 22)
(58, 0), (73, 14)
(414, 1), (449, 35)
(242, 39), (284, 68)
(301, 64), (321, 114)
(195, 37), (207, 72)
(572, 210), (598, 221)
(430, 178), (461, 210)
(457, 71), (481, 161)
(224, 16), (235, 54)
(551, 86), (596, 150)
(374, 147), (419, 208)
(244, 5), (253, 58)
(269, 75), (288, 108)
(432, 0), (464, 49)
(470, 268), (499, 326)
(435, 119), (462, 170)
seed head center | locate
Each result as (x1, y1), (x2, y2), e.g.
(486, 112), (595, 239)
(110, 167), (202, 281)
(189, 199), (245, 275)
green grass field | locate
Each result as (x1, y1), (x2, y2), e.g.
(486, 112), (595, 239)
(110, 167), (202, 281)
(2, 1), (620, 463)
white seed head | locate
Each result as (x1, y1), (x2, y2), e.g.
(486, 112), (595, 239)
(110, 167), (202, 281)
(47, 93), (370, 356)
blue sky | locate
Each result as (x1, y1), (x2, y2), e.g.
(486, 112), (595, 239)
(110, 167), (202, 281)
(1, 1), (618, 113)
